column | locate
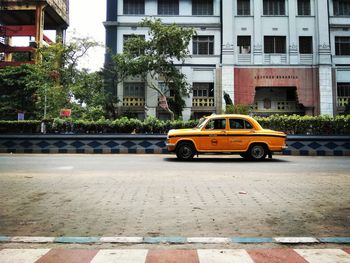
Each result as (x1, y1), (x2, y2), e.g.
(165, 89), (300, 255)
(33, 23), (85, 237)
(253, 0), (263, 64)
(35, 3), (45, 63)
(288, 0), (298, 64)
(221, 0), (235, 111)
(4, 37), (12, 62)
(316, 0), (333, 115)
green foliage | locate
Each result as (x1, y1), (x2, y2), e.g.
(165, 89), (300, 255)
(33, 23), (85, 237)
(0, 37), (105, 120)
(1, 115), (349, 135)
(0, 64), (40, 120)
(225, 104), (252, 115)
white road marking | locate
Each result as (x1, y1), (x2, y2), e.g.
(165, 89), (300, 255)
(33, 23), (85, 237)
(197, 249), (255, 263)
(295, 249), (350, 263)
(90, 249), (148, 263)
(0, 249), (50, 263)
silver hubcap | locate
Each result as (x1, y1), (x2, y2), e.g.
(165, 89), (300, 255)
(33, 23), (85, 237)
(251, 145), (265, 159)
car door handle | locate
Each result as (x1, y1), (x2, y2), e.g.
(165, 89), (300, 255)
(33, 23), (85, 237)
(209, 134), (217, 137)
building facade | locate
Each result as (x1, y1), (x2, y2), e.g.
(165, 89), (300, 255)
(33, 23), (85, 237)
(0, 0), (69, 67)
(105, 0), (350, 120)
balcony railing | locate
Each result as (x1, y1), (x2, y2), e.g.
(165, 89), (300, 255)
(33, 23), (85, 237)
(300, 54), (313, 64)
(337, 97), (350, 107)
(264, 54), (287, 64)
(253, 101), (303, 113)
(237, 54), (252, 64)
(123, 97), (145, 107)
(192, 97), (215, 107)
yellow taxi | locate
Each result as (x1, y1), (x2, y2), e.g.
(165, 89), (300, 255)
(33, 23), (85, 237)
(166, 114), (287, 161)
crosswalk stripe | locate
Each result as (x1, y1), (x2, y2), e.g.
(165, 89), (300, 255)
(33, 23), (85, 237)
(295, 249), (350, 263)
(0, 249), (50, 263)
(91, 249), (148, 263)
(0, 248), (349, 262)
(197, 249), (254, 263)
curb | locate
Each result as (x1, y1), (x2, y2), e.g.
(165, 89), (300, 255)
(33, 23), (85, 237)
(1, 236), (350, 244)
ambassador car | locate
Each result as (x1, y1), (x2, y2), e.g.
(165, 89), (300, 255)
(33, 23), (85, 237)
(166, 114), (287, 161)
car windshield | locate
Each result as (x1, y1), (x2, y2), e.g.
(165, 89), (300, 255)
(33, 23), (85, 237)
(195, 117), (207, 129)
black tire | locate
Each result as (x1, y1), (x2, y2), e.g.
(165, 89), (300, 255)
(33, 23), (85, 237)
(248, 144), (267, 161)
(176, 142), (195, 161)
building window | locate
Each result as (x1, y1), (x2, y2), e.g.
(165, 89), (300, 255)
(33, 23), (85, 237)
(123, 35), (145, 54)
(193, 36), (214, 55)
(192, 0), (213, 15)
(298, 0), (311, 16)
(263, 0), (285, 15)
(264, 36), (286, 53)
(237, 36), (251, 54)
(193, 83), (214, 97)
(158, 0), (179, 15)
(237, 0), (250, 15)
(123, 0), (145, 15)
(337, 83), (350, 97)
(299, 36), (313, 54)
(333, 0), (350, 16)
(124, 82), (145, 97)
(335, 37), (350, 55)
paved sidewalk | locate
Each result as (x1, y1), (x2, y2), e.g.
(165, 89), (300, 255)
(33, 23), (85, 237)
(0, 248), (349, 263)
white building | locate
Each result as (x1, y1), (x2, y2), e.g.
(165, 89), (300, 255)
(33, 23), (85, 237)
(105, 0), (350, 119)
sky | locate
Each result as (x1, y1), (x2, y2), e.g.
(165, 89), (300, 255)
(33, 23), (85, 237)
(66, 0), (106, 71)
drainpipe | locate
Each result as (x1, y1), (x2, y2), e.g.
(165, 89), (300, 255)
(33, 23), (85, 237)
(220, 0), (223, 64)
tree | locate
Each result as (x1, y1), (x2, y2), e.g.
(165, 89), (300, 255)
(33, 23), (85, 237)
(107, 18), (196, 120)
(0, 65), (39, 119)
(0, 37), (105, 120)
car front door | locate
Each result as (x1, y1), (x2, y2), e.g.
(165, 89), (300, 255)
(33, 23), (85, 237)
(197, 118), (228, 151)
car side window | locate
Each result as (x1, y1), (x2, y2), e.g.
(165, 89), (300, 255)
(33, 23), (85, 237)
(205, 118), (226, 130)
(229, 119), (253, 129)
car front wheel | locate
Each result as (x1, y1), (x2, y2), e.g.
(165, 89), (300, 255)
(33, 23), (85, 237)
(248, 144), (267, 161)
(176, 142), (195, 161)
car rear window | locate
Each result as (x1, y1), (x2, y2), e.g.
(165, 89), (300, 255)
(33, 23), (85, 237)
(229, 119), (253, 129)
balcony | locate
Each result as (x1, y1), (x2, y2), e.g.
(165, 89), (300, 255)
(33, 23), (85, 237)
(0, 0), (69, 28)
(253, 101), (304, 114)
(237, 54), (252, 64)
(264, 54), (287, 64)
(299, 54), (313, 65)
(123, 97), (145, 107)
(192, 97), (215, 108)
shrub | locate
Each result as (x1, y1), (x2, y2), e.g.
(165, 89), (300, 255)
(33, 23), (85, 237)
(0, 115), (349, 135)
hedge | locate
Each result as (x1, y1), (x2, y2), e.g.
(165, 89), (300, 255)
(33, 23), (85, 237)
(0, 115), (349, 135)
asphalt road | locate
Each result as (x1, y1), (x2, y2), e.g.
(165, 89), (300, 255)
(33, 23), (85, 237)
(0, 154), (349, 238)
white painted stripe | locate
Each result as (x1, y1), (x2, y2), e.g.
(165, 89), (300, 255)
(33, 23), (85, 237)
(99, 237), (143, 243)
(197, 249), (254, 263)
(274, 237), (319, 243)
(11, 236), (55, 243)
(187, 237), (231, 243)
(0, 249), (50, 263)
(295, 249), (350, 263)
(90, 249), (148, 263)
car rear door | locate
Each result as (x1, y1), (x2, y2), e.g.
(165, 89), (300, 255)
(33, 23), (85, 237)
(226, 118), (255, 151)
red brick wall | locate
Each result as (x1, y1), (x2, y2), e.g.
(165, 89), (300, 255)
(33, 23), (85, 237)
(234, 68), (320, 115)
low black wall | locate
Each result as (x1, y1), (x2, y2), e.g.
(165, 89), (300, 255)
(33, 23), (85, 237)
(0, 134), (349, 156)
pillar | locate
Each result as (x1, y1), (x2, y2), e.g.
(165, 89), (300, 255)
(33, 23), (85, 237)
(221, 0), (235, 111)
(316, 0), (334, 116)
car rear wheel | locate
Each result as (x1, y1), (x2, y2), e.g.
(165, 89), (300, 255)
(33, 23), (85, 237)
(248, 144), (267, 161)
(176, 142), (195, 161)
